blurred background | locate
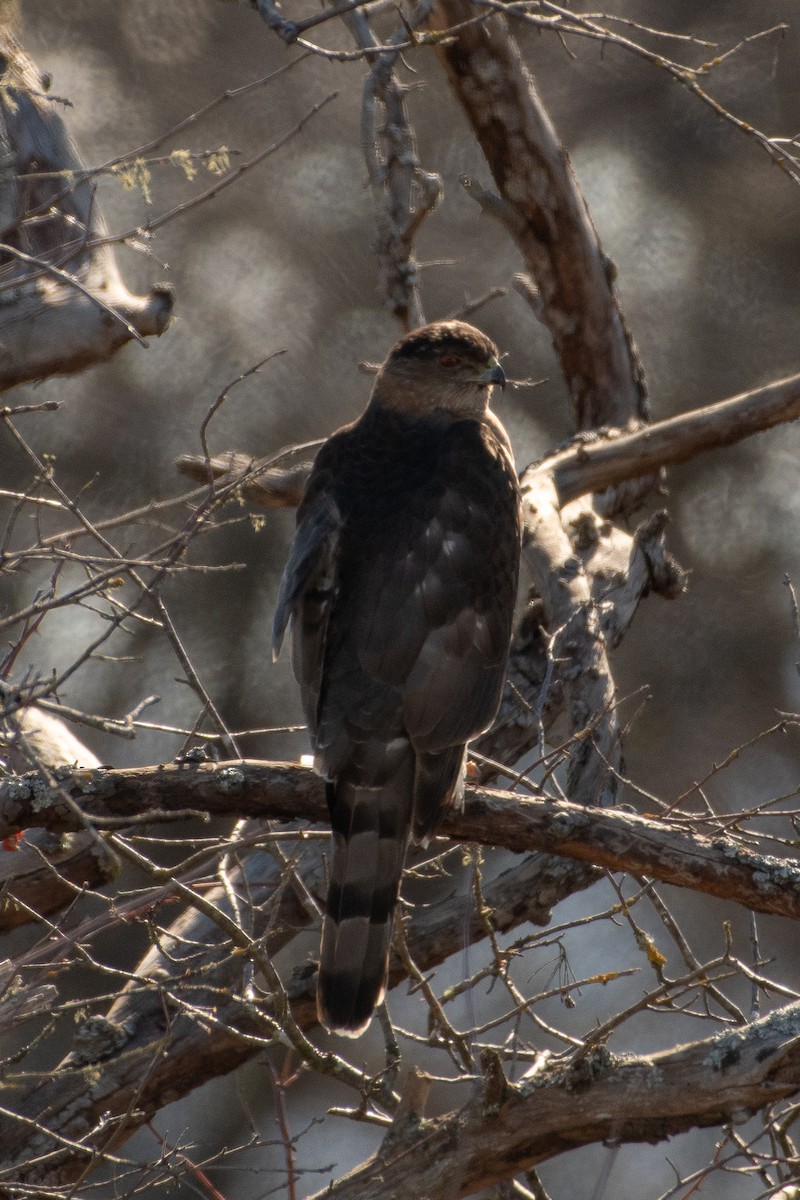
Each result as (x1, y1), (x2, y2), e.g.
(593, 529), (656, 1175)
(4, 1), (800, 1195)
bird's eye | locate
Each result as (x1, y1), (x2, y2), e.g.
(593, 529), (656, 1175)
(439, 352), (461, 368)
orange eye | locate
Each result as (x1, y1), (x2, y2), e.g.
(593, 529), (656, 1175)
(439, 352), (461, 368)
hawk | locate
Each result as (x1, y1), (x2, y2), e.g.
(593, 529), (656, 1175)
(273, 320), (521, 1036)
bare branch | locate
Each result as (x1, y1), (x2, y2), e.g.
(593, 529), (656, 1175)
(5, 759), (800, 923)
(547, 371), (800, 504)
(489, 5), (800, 188)
(432, 0), (647, 431)
(306, 1002), (800, 1199)
(176, 449), (315, 507)
(0, 832), (573, 1183)
(347, 1), (441, 328)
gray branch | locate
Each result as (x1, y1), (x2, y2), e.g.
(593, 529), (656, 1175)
(3, 761), (800, 924)
(0, 31), (173, 390)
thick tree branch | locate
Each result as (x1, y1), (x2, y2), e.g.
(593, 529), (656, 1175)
(4, 759), (800, 923)
(431, 0), (646, 432)
(548, 370), (800, 504)
(0, 836), (116, 930)
(0, 707), (117, 928)
(308, 1002), (800, 1199)
(0, 32), (173, 389)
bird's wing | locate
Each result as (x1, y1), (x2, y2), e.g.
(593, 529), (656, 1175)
(281, 411), (519, 807)
(272, 476), (342, 740)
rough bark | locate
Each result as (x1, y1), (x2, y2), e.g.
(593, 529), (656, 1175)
(0, 31), (173, 390)
(306, 1003), (800, 1199)
(4, 761), (800, 924)
(548, 371), (800, 503)
(431, 0), (647, 432)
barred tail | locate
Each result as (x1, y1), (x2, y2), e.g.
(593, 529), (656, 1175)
(317, 764), (413, 1036)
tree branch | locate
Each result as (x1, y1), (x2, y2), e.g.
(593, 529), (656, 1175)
(0, 31), (173, 389)
(307, 1001), (800, 1199)
(347, 0), (441, 328)
(547, 370), (800, 504)
(174, 449), (312, 507)
(4, 759), (800, 924)
(520, 472), (620, 808)
(431, 0), (647, 432)
(0, 832), (574, 1185)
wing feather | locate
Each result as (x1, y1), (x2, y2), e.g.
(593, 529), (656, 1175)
(272, 478), (343, 744)
(271, 489), (341, 658)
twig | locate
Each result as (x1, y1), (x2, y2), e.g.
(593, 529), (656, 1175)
(82, 94), (339, 256)
(199, 350), (287, 477)
(0, 401), (61, 418)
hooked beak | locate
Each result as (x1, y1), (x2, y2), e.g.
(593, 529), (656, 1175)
(478, 360), (506, 389)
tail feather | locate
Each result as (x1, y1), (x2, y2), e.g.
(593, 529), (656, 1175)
(318, 763), (413, 1035)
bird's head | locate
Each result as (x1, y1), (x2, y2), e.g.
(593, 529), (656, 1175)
(371, 320), (506, 417)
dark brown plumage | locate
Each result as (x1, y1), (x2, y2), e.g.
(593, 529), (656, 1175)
(273, 320), (521, 1035)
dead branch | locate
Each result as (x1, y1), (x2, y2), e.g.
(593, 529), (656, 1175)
(0, 832), (573, 1185)
(0, 836), (116, 930)
(305, 1001), (800, 1199)
(4, 759), (800, 923)
(346, 0), (442, 328)
(477, 4), (800, 190)
(14, 812), (796, 1193)
(0, 706), (118, 926)
(547, 370), (800, 504)
(431, 0), (646, 432)
(175, 450), (311, 507)
(0, 31), (173, 389)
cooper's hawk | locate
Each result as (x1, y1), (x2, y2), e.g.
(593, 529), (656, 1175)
(273, 320), (521, 1035)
